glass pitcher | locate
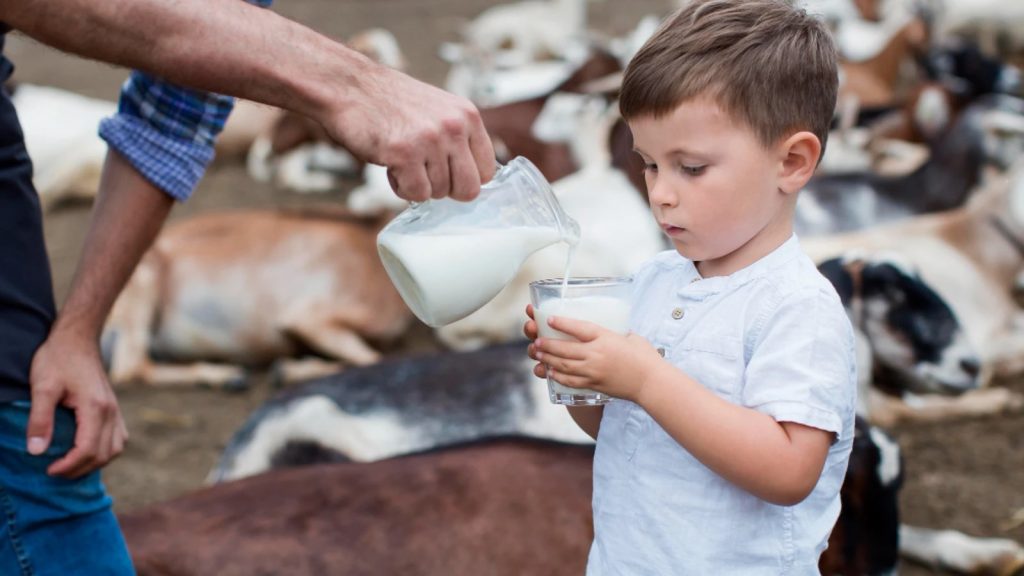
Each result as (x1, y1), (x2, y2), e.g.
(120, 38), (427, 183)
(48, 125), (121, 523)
(377, 156), (580, 327)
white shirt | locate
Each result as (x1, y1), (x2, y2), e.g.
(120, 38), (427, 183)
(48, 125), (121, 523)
(587, 235), (857, 576)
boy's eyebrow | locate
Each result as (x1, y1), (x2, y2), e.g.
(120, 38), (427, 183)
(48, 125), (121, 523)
(632, 146), (710, 159)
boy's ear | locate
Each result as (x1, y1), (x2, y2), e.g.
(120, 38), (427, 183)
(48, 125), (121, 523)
(777, 131), (821, 195)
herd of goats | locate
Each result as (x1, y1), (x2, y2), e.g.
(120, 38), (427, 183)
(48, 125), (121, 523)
(9, 0), (1024, 574)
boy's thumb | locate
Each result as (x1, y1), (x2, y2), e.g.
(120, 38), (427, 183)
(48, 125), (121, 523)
(25, 386), (58, 456)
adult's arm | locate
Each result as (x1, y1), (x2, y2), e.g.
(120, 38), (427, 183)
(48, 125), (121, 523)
(26, 151), (171, 477)
(0, 0), (496, 201)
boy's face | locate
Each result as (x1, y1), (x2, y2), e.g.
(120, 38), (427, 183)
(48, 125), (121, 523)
(630, 96), (794, 277)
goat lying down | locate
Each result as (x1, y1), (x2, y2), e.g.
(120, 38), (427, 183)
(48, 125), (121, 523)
(201, 348), (1020, 576)
(103, 208), (411, 388)
(124, 439), (597, 576)
(797, 94), (1024, 236)
(803, 158), (1024, 390)
(210, 254), (984, 484)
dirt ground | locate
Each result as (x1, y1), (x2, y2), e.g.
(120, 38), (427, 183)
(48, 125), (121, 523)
(5, 0), (1023, 574)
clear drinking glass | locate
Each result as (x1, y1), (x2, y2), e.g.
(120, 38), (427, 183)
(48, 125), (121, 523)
(529, 277), (633, 406)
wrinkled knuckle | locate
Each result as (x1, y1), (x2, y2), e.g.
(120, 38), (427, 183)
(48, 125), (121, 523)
(386, 140), (413, 163)
(441, 116), (467, 139)
(420, 128), (441, 148)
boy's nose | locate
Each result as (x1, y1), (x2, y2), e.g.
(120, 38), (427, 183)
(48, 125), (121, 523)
(648, 178), (677, 207)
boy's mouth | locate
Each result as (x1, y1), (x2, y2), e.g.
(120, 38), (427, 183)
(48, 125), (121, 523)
(660, 223), (684, 235)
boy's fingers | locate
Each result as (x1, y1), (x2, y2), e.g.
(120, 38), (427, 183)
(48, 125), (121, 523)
(547, 316), (602, 342)
(525, 304), (535, 320)
(523, 320), (538, 340)
(534, 363), (548, 378)
(542, 355), (584, 376)
(534, 337), (587, 360)
(548, 369), (586, 389)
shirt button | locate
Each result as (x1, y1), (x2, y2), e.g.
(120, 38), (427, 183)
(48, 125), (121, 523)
(690, 277), (700, 284)
(657, 347), (666, 357)
(671, 307), (685, 320)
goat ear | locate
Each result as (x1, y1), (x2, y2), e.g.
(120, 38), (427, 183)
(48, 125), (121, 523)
(818, 258), (855, 307)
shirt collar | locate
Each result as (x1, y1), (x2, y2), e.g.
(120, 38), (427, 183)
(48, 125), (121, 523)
(675, 234), (802, 297)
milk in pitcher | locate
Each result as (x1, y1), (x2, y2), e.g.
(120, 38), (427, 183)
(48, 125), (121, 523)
(378, 225), (562, 327)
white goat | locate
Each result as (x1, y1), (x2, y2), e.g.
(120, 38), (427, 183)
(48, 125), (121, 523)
(441, 0), (599, 106)
(10, 84), (115, 211)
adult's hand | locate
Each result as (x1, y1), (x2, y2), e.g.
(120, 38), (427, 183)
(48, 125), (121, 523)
(326, 65), (496, 202)
(26, 327), (127, 478)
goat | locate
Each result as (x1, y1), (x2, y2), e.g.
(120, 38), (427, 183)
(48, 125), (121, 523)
(796, 94), (1024, 236)
(803, 159), (1024, 415)
(838, 15), (931, 109)
(102, 208), (410, 388)
(441, 0), (599, 106)
(8, 83), (115, 211)
(816, 254), (991, 427)
(200, 353), (1015, 576)
(124, 439), (597, 576)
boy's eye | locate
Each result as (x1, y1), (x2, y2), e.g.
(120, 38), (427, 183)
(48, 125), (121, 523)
(643, 163), (658, 174)
(681, 164), (706, 176)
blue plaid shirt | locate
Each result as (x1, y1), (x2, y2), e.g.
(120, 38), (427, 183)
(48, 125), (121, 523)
(99, 0), (273, 201)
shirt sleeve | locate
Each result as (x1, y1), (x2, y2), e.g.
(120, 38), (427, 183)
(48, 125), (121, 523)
(742, 286), (857, 442)
(98, 0), (274, 201)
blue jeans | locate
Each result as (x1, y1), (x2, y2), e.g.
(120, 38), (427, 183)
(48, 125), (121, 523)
(0, 401), (135, 575)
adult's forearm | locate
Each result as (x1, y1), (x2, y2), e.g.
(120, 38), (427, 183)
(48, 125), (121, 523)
(0, 0), (372, 122)
(52, 151), (173, 340)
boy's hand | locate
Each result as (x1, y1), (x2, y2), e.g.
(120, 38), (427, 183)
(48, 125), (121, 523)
(523, 304), (539, 341)
(532, 315), (663, 402)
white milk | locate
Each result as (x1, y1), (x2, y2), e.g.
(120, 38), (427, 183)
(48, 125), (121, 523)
(535, 295), (631, 397)
(378, 226), (561, 327)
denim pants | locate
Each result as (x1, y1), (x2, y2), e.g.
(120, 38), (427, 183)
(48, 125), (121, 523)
(0, 401), (135, 575)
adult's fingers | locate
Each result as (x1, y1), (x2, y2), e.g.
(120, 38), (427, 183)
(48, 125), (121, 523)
(425, 155), (452, 200)
(48, 403), (104, 478)
(447, 138), (481, 201)
(389, 163), (431, 202)
(26, 380), (59, 455)
(466, 112), (496, 184)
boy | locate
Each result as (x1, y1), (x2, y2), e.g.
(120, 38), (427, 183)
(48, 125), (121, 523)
(524, 0), (857, 573)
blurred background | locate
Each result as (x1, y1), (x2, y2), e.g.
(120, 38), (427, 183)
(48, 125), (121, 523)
(4, 0), (1024, 574)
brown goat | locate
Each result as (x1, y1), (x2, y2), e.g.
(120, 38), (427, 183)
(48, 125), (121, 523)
(103, 208), (410, 388)
(120, 439), (594, 576)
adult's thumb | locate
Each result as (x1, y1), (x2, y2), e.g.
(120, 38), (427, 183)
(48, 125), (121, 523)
(26, 384), (58, 455)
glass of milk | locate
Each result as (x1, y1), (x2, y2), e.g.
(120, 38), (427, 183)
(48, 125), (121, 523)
(529, 277), (633, 406)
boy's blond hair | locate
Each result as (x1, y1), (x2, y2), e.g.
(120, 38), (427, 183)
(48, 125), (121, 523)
(619, 0), (838, 157)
